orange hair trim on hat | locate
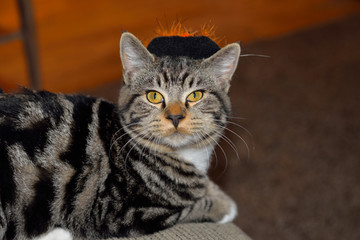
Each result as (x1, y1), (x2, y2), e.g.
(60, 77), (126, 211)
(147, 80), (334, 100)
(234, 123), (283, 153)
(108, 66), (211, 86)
(154, 22), (223, 46)
(199, 24), (224, 46)
(155, 22), (196, 37)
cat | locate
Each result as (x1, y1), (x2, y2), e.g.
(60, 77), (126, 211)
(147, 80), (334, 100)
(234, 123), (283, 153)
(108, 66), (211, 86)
(0, 32), (241, 239)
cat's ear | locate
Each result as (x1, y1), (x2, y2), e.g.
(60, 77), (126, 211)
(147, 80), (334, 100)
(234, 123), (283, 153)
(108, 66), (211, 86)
(120, 32), (154, 83)
(203, 43), (241, 92)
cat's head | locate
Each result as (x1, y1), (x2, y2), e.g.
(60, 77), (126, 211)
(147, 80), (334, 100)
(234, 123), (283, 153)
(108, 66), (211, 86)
(118, 32), (240, 152)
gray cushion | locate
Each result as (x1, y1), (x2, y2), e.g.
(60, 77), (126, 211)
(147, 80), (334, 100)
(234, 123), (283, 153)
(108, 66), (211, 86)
(112, 223), (251, 240)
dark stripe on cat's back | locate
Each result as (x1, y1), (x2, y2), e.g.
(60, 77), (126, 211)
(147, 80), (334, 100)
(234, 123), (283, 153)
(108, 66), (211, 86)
(0, 91), (63, 161)
(0, 143), (16, 206)
(0, 121), (50, 161)
(36, 91), (65, 126)
(24, 121), (50, 160)
(24, 169), (55, 237)
(97, 100), (121, 151)
(5, 221), (16, 240)
(60, 95), (96, 168)
(92, 100), (130, 226)
(61, 96), (96, 216)
(97, 99), (129, 199)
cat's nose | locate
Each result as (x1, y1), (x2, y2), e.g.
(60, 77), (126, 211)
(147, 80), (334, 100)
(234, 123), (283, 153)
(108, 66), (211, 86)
(166, 114), (184, 128)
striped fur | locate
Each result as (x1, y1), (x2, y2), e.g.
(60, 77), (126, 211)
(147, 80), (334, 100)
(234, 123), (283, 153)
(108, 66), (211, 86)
(0, 32), (240, 239)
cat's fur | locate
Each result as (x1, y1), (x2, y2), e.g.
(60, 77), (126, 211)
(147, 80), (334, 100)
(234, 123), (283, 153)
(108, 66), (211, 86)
(0, 32), (240, 239)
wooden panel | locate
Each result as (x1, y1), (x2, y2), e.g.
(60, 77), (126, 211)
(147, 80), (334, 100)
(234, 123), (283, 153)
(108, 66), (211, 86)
(0, 0), (359, 92)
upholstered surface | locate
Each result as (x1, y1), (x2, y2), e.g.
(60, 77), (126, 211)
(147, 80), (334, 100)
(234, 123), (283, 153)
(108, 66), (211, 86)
(113, 223), (251, 240)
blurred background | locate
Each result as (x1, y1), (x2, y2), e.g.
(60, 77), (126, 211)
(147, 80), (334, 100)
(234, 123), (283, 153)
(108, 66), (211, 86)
(1, 0), (360, 239)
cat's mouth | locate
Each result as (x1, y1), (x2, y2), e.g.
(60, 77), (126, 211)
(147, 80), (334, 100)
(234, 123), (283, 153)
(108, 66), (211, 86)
(169, 131), (185, 137)
(161, 128), (196, 148)
(163, 127), (191, 137)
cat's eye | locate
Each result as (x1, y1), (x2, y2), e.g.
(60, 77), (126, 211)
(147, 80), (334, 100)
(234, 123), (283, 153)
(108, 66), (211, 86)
(187, 91), (203, 102)
(146, 91), (164, 104)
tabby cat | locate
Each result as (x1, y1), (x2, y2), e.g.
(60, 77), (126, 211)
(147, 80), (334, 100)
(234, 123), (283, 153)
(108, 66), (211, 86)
(0, 32), (241, 239)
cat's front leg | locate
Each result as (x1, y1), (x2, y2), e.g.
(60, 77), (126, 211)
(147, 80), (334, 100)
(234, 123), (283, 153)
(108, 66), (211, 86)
(178, 181), (237, 224)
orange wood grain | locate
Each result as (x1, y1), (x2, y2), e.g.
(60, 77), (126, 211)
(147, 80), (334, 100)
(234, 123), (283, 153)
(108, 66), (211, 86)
(0, 0), (359, 92)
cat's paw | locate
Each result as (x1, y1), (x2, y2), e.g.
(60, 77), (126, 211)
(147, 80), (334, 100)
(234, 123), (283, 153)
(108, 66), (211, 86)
(218, 199), (237, 223)
(206, 181), (238, 223)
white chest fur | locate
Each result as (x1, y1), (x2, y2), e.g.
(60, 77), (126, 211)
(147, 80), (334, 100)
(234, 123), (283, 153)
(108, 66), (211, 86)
(34, 228), (72, 240)
(176, 146), (214, 173)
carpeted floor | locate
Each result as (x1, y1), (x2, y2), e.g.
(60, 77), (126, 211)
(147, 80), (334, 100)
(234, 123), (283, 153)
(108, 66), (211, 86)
(87, 14), (360, 240)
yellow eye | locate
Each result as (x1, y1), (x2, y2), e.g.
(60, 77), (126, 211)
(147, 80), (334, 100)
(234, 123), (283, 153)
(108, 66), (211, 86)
(146, 91), (164, 104)
(187, 91), (203, 102)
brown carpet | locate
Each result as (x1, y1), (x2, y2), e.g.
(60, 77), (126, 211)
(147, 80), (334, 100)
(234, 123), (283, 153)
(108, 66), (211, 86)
(86, 14), (360, 240)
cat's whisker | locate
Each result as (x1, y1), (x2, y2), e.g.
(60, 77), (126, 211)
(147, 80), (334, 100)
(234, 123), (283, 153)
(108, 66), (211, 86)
(194, 131), (218, 169)
(239, 54), (270, 58)
(209, 127), (241, 161)
(108, 123), (141, 161)
(204, 132), (229, 177)
(226, 121), (254, 145)
(150, 136), (160, 158)
(115, 127), (149, 158)
(150, 135), (162, 164)
(229, 116), (247, 120)
(214, 123), (251, 161)
(123, 131), (152, 171)
(139, 135), (151, 161)
(153, 135), (161, 152)
(214, 119), (255, 150)
(111, 122), (139, 136)
(128, 129), (153, 160)
(110, 122), (139, 147)
(109, 123), (143, 153)
(108, 125), (147, 160)
(140, 134), (158, 161)
(134, 132), (149, 162)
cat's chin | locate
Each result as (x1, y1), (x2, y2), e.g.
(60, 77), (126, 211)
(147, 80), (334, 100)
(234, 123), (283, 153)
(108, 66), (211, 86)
(162, 132), (195, 149)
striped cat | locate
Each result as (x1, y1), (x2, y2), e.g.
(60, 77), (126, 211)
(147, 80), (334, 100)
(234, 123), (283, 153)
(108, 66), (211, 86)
(0, 32), (241, 239)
